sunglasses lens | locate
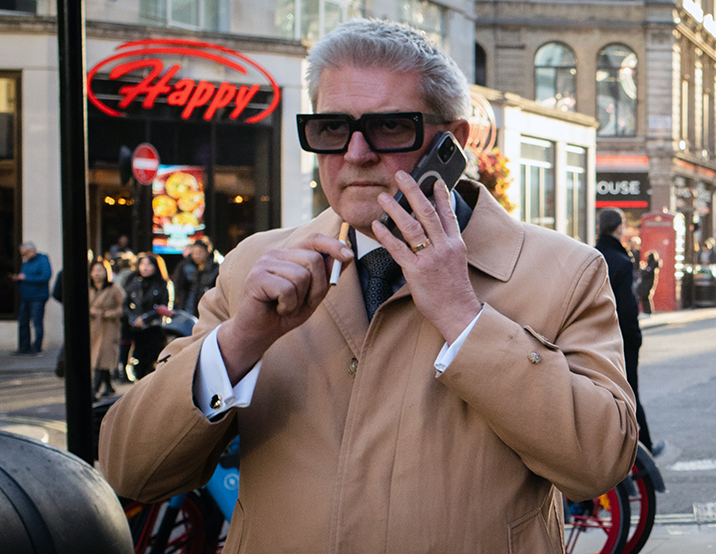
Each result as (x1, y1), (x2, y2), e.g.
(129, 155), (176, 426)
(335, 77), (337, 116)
(298, 113), (423, 153)
(304, 118), (351, 151)
(364, 116), (418, 151)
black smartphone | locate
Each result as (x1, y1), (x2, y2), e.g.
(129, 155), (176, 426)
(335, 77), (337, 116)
(378, 131), (467, 240)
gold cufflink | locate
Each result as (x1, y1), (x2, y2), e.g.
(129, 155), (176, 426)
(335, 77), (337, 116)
(527, 352), (541, 364)
(210, 394), (223, 409)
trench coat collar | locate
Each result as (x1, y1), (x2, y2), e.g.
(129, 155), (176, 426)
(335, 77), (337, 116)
(278, 180), (525, 355)
(460, 180), (525, 282)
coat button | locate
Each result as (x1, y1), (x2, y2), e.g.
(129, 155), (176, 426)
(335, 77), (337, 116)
(348, 358), (358, 377)
(210, 394), (223, 409)
(527, 352), (541, 364)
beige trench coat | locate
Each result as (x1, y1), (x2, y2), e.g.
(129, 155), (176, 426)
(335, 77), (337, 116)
(100, 182), (638, 554)
(89, 284), (125, 370)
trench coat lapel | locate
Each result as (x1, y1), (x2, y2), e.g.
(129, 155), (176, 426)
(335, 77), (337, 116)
(461, 181), (524, 282)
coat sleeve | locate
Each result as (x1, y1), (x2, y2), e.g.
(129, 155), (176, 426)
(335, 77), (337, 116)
(438, 254), (638, 501)
(99, 250), (243, 503)
(104, 286), (126, 320)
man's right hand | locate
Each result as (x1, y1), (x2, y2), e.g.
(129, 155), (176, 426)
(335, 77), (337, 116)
(217, 233), (354, 386)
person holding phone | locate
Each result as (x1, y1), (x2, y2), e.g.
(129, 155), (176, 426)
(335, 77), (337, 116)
(100, 19), (637, 554)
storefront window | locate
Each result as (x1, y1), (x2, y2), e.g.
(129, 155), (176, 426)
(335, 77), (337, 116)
(534, 42), (577, 112)
(475, 43), (487, 86)
(275, 0), (364, 43)
(520, 137), (555, 229)
(566, 145), (587, 241)
(0, 1), (36, 12)
(139, 0), (230, 32)
(596, 44), (638, 137)
(0, 73), (19, 318)
(400, 0), (444, 46)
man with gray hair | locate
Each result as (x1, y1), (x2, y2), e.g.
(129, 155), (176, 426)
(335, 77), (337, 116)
(11, 241), (52, 355)
(101, 20), (637, 553)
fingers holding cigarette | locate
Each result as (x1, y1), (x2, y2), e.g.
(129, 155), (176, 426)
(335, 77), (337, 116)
(330, 222), (351, 285)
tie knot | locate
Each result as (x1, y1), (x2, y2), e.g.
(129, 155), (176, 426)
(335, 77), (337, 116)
(361, 247), (401, 281)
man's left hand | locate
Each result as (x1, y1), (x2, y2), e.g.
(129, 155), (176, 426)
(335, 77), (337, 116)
(372, 170), (482, 345)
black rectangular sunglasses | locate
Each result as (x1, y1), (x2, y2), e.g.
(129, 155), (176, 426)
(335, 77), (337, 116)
(296, 112), (448, 154)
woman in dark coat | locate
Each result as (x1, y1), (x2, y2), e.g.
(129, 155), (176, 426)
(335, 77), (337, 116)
(123, 254), (170, 380)
(637, 251), (662, 315)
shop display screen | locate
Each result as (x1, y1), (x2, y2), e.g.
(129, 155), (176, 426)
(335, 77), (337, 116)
(152, 165), (206, 254)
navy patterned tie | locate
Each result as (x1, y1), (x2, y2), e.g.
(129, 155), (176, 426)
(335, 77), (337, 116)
(361, 247), (402, 321)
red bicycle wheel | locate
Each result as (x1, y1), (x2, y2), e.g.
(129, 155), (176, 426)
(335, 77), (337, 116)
(624, 458), (657, 554)
(123, 493), (210, 554)
(565, 481), (631, 554)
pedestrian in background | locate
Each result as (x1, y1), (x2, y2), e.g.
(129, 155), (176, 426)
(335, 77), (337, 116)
(112, 253), (137, 381)
(597, 208), (663, 456)
(699, 238), (716, 265)
(638, 250), (662, 315)
(123, 253), (169, 380)
(89, 259), (125, 399)
(108, 234), (133, 261)
(11, 241), (52, 355)
(51, 269), (65, 377)
(172, 238), (219, 317)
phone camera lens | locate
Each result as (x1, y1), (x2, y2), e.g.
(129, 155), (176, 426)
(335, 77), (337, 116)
(438, 139), (455, 163)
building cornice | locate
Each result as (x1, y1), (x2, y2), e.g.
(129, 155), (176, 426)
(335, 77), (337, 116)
(474, 85), (599, 128)
(0, 15), (308, 57)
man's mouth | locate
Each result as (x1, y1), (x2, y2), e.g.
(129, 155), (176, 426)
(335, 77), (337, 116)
(344, 181), (386, 189)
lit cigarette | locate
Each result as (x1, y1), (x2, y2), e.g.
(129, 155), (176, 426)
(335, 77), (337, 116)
(330, 222), (350, 286)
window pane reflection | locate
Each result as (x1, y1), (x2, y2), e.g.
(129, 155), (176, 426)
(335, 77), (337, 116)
(535, 42), (576, 112)
(520, 138), (555, 230)
(596, 45), (638, 136)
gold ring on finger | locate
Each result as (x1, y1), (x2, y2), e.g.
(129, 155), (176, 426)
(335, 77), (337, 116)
(410, 238), (431, 253)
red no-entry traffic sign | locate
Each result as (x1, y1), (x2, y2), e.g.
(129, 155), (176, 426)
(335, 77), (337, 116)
(132, 143), (160, 184)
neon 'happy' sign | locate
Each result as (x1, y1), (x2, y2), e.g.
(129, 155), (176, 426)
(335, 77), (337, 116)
(87, 39), (280, 122)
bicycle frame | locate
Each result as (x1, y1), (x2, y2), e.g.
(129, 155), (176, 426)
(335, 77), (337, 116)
(123, 437), (240, 553)
(204, 438), (241, 521)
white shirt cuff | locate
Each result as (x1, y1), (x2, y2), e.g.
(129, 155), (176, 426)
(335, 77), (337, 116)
(434, 310), (482, 375)
(195, 325), (262, 419)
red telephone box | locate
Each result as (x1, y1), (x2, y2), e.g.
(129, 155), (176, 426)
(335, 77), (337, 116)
(639, 212), (686, 312)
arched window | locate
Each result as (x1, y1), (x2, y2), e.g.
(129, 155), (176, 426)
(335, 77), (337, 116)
(596, 44), (638, 136)
(534, 42), (577, 112)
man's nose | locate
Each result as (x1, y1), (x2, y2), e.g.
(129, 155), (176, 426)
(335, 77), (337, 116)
(344, 131), (379, 163)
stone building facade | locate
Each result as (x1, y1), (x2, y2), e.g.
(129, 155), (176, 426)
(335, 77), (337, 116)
(474, 0), (716, 269)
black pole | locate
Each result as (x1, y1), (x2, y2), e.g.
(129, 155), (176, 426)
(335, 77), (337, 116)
(57, 0), (93, 463)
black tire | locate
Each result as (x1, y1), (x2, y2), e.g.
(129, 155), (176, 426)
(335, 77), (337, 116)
(624, 457), (657, 554)
(565, 481), (631, 554)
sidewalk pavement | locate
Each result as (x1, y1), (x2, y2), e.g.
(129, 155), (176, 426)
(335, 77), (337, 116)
(0, 346), (63, 374)
(639, 306), (716, 330)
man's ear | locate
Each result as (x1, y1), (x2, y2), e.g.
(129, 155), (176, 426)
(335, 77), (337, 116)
(447, 119), (471, 149)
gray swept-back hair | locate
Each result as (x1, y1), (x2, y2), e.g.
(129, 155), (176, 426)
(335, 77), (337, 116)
(306, 19), (471, 121)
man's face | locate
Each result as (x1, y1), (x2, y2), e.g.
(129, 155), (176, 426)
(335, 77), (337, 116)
(315, 66), (453, 237)
(19, 246), (34, 261)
